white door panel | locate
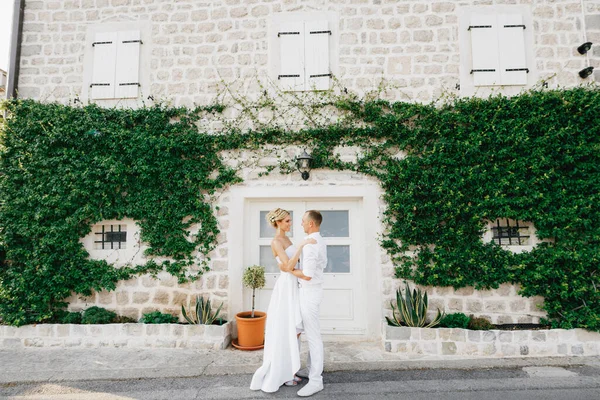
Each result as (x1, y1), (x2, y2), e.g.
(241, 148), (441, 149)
(246, 200), (365, 334)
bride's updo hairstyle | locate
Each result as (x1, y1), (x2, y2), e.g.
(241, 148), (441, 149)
(266, 208), (289, 228)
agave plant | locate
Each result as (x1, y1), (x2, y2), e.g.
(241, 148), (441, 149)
(386, 281), (445, 328)
(181, 296), (224, 325)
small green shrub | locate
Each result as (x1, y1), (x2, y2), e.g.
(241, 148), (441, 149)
(81, 306), (116, 324)
(467, 316), (494, 330)
(113, 315), (137, 323)
(439, 313), (471, 329)
(60, 311), (82, 324)
(140, 311), (178, 324)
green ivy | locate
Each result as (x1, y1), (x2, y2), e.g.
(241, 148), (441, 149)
(1, 86), (599, 330)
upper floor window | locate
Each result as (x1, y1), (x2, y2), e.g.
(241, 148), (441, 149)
(469, 14), (528, 87)
(270, 12), (338, 92)
(458, 6), (536, 96)
(90, 31), (142, 100)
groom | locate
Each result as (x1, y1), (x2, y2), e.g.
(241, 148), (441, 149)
(291, 210), (327, 397)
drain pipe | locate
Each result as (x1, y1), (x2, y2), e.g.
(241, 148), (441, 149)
(6, 0), (24, 99)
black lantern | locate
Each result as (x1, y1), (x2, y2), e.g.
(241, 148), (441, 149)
(577, 42), (593, 55)
(296, 150), (313, 181)
(579, 66), (594, 79)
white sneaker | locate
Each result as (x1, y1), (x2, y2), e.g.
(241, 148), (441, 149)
(296, 367), (310, 379)
(297, 382), (323, 397)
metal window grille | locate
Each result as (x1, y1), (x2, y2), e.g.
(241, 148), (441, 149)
(94, 225), (127, 250)
(491, 219), (530, 246)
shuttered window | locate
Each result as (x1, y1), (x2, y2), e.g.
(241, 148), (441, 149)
(91, 30), (142, 99)
(277, 20), (331, 91)
(469, 13), (528, 87)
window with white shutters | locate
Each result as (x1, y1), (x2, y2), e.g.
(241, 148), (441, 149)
(90, 32), (117, 100)
(277, 20), (331, 91)
(278, 22), (305, 91)
(469, 13), (528, 87)
(90, 30), (142, 100)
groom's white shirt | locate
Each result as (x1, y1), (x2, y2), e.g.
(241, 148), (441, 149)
(300, 232), (326, 286)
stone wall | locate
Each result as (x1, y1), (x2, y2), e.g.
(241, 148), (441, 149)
(385, 326), (600, 358)
(0, 322), (232, 349)
(17, 0), (600, 105)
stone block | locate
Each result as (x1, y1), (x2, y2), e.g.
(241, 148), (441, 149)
(482, 331), (496, 342)
(532, 332), (546, 342)
(420, 328), (437, 340)
(185, 325), (206, 337)
(520, 345), (529, 355)
(450, 329), (466, 342)
(482, 343), (496, 356)
(116, 292), (130, 306)
(385, 326), (411, 340)
(145, 325), (161, 336)
(24, 338), (44, 347)
(126, 324), (144, 336)
(585, 14), (600, 29)
(153, 290), (170, 305)
(500, 343), (517, 356)
(55, 325), (70, 337)
(466, 300), (483, 313)
(441, 342), (456, 355)
(468, 330), (481, 342)
(64, 338), (82, 347)
(571, 344), (584, 355)
(156, 339), (177, 348)
(385, 341), (391, 352)
(447, 298), (464, 311)
(575, 328), (600, 342)
(499, 332), (513, 343)
(557, 343), (568, 355)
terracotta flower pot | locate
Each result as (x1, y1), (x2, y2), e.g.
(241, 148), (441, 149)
(235, 311), (266, 348)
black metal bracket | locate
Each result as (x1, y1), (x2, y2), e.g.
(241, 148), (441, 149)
(309, 73), (332, 78)
(92, 41), (112, 47)
(278, 32), (300, 37)
(506, 68), (529, 73)
(468, 25), (492, 30)
(122, 39), (143, 44)
(90, 83), (110, 87)
(309, 30), (332, 35)
(278, 74), (300, 79)
(119, 83), (141, 86)
(470, 69), (496, 74)
(504, 24), (526, 29)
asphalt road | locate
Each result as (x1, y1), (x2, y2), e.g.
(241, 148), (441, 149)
(2, 366), (600, 400)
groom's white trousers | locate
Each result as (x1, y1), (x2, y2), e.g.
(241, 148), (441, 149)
(299, 285), (324, 385)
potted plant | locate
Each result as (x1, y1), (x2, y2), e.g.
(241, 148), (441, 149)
(235, 265), (267, 349)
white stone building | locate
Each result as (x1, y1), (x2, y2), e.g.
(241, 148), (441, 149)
(7, 0), (600, 342)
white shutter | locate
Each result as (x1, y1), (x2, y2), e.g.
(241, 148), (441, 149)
(90, 32), (117, 99)
(498, 14), (528, 86)
(305, 20), (331, 91)
(115, 30), (142, 99)
(469, 14), (500, 87)
(278, 22), (305, 91)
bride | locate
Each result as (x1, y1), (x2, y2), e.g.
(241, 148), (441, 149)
(250, 208), (316, 393)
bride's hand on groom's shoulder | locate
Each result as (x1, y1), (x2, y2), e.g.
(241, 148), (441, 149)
(301, 238), (317, 247)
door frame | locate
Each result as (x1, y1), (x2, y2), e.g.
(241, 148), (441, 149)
(228, 183), (382, 340)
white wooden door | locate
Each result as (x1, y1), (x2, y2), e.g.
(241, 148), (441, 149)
(246, 200), (365, 334)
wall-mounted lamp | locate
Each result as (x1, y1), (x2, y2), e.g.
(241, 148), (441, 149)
(579, 66), (594, 79)
(577, 42), (593, 55)
(296, 150), (313, 181)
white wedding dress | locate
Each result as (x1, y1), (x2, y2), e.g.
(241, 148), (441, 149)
(250, 244), (303, 393)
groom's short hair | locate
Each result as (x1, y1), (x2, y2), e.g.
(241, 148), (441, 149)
(305, 210), (323, 227)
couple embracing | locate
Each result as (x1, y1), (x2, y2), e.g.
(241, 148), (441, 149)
(250, 208), (327, 397)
